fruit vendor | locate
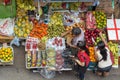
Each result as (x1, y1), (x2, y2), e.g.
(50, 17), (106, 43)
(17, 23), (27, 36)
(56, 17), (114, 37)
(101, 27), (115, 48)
(61, 27), (84, 55)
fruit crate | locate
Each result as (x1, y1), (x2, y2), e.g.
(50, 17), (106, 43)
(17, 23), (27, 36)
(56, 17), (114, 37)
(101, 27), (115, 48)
(0, 46), (14, 65)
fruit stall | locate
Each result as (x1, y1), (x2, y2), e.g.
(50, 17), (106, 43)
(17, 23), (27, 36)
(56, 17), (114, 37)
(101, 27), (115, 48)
(0, 0), (120, 79)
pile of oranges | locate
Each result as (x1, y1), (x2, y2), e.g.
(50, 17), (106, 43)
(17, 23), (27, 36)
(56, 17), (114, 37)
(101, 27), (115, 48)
(0, 47), (13, 62)
(88, 47), (96, 62)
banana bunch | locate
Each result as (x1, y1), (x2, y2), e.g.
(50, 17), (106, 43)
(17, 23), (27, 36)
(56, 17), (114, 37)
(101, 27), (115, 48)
(48, 13), (65, 38)
(16, 0), (35, 11)
(108, 41), (119, 66)
(16, 8), (27, 18)
(108, 41), (119, 58)
(69, 2), (81, 11)
(50, 2), (62, 9)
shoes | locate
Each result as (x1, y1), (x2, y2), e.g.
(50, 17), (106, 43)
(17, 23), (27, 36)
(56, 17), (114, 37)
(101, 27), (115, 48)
(92, 70), (96, 74)
(79, 78), (85, 80)
(75, 73), (79, 78)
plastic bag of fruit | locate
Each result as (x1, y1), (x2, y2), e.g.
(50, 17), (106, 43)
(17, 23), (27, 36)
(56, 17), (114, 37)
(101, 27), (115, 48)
(10, 37), (20, 47)
(0, 18), (14, 36)
(86, 11), (96, 29)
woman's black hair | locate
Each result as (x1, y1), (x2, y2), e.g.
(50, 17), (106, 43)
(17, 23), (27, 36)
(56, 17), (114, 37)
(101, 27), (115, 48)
(77, 41), (89, 56)
(72, 27), (81, 36)
(97, 41), (107, 61)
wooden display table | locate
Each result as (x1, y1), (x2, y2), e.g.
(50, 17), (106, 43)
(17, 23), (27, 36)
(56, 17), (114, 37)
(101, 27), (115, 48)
(0, 35), (14, 43)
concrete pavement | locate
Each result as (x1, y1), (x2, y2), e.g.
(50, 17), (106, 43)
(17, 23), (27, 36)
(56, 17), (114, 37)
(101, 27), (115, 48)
(0, 46), (120, 80)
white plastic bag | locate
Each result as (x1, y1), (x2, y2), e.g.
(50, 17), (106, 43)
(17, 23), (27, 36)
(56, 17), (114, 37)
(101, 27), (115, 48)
(40, 68), (56, 79)
(0, 18), (14, 36)
(10, 37), (20, 47)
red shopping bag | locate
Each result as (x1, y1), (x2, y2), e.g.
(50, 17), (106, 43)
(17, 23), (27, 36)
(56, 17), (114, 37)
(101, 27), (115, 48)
(110, 50), (114, 65)
(106, 46), (114, 65)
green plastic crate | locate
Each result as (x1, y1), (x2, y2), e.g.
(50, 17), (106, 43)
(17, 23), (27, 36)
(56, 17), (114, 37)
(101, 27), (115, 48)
(0, 0), (16, 18)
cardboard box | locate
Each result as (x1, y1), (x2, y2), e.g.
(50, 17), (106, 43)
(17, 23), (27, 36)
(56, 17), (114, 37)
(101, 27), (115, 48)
(114, 0), (120, 18)
(96, 0), (113, 18)
(107, 19), (120, 41)
(0, 0), (3, 3)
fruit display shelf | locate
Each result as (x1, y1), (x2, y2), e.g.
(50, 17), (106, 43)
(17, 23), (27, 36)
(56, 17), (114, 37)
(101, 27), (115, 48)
(26, 54), (44, 69)
(26, 49), (56, 69)
(42, 0), (94, 2)
(25, 52), (54, 69)
(25, 50), (72, 71)
(26, 59), (72, 71)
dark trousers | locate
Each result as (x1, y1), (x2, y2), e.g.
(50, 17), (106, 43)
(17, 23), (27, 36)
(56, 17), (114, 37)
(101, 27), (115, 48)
(78, 65), (87, 80)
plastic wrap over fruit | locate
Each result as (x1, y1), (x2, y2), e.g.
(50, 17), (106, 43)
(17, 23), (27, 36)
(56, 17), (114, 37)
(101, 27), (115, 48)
(63, 12), (80, 26)
(46, 48), (56, 67)
(46, 37), (66, 50)
(86, 11), (96, 29)
(0, 18), (14, 36)
(55, 50), (64, 69)
(25, 37), (39, 51)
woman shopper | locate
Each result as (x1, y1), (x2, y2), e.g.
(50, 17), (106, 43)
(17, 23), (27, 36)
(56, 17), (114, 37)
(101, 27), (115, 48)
(95, 41), (112, 77)
(70, 41), (90, 80)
